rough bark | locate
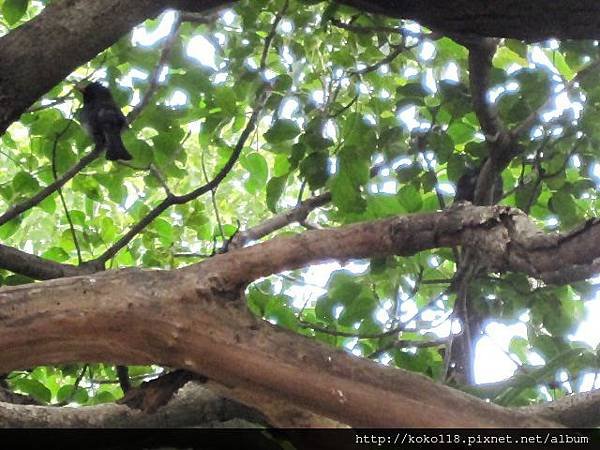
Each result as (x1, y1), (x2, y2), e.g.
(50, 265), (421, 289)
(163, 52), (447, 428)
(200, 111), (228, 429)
(0, 267), (556, 428)
(3, 204), (594, 427)
(520, 389), (600, 428)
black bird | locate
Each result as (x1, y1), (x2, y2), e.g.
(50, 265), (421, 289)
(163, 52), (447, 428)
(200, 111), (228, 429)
(454, 164), (503, 204)
(77, 82), (132, 161)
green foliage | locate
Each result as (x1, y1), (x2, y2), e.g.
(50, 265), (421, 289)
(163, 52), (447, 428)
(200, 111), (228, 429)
(1, 0), (599, 410)
(2, 0), (28, 25)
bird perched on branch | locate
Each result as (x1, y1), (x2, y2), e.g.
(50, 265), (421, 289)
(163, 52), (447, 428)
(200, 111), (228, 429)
(76, 82), (132, 161)
(454, 164), (503, 204)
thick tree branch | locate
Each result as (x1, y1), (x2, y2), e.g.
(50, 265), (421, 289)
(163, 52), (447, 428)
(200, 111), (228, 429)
(335, 0), (600, 41)
(0, 262), (555, 427)
(2, 205), (600, 427)
(520, 389), (600, 428)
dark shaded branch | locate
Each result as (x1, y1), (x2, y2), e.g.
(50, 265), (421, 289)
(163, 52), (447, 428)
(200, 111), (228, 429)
(259, 0), (289, 70)
(335, 0), (600, 41)
(466, 38), (504, 140)
(0, 382), (264, 428)
(463, 38), (515, 206)
(0, 244), (85, 280)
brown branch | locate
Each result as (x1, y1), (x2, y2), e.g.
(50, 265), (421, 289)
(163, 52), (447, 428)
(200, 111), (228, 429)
(0, 244), (88, 280)
(466, 38), (505, 140)
(197, 204), (600, 288)
(4, 205), (600, 426)
(0, 242), (560, 427)
(230, 163), (385, 249)
(230, 192), (331, 248)
(521, 388), (600, 428)
(463, 38), (514, 205)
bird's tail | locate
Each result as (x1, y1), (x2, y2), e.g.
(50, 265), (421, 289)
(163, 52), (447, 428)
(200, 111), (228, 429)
(104, 131), (132, 161)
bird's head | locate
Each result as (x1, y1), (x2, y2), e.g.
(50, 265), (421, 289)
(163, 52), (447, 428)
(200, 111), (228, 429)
(75, 81), (113, 102)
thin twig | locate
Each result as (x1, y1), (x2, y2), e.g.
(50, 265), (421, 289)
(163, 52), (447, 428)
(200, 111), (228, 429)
(127, 13), (182, 124)
(259, 0), (289, 70)
(51, 119), (82, 264)
(201, 148), (225, 243)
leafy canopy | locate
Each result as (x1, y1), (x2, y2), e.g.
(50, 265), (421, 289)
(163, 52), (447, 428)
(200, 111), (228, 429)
(0, 0), (599, 408)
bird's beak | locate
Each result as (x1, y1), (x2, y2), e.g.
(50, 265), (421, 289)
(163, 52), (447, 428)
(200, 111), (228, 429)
(74, 81), (88, 92)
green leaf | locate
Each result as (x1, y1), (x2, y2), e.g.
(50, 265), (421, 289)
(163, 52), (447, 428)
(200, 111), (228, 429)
(447, 122), (475, 146)
(42, 247), (69, 262)
(0, 219), (19, 239)
(38, 196), (56, 214)
(266, 175), (287, 213)
(338, 288), (377, 326)
(493, 46), (527, 69)
(13, 171), (39, 193)
(264, 119), (301, 143)
(299, 151), (329, 190)
(152, 218), (173, 240)
(92, 391), (116, 404)
(549, 50), (575, 81)
(397, 185), (423, 213)
(3, 0), (29, 25)
(14, 378), (51, 403)
(273, 153), (291, 177)
(549, 191), (578, 226)
(214, 86), (237, 115)
(241, 152), (268, 194)
(329, 145), (369, 213)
